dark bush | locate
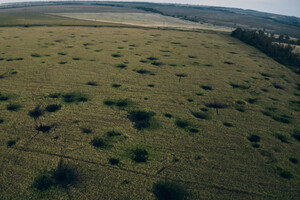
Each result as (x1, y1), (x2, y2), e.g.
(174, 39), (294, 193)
(164, 113), (172, 118)
(277, 167), (293, 179)
(81, 128), (92, 134)
(191, 112), (211, 120)
(151, 61), (163, 66)
(274, 133), (289, 143)
(247, 134), (260, 143)
(52, 160), (77, 186)
(103, 100), (115, 106)
(36, 124), (53, 133)
(7, 140), (16, 147)
(201, 85), (212, 90)
(289, 158), (298, 164)
(205, 102), (227, 109)
(108, 158), (120, 165)
(45, 104), (61, 113)
(86, 81), (98, 86)
(152, 181), (186, 200)
(147, 57), (158, 61)
(246, 98), (258, 104)
(116, 64), (127, 69)
(223, 122), (233, 127)
(292, 130), (300, 142)
(127, 110), (155, 130)
(62, 93), (88, 103)
(189, 128), (199, 133)
(7, 104), (21, 111)
(31, 53), (41, 57)
(0, 118), (3, 124)
(112, 54), (122, 58)
(106, 130), (122, 137)
(0, 95), (9, 101)
(33, 173), (54, 191)
(49, 93), (61, 98)
(91, 137), (107, 148)
(175, 119), (189, 129)
(112, 83), (122, 88)
(132, 148), (148, 163)
(28, 106), (44, 119)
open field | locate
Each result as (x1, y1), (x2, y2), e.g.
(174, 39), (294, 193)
(0, 25), (299, 199)
(50, 12), (231, 31)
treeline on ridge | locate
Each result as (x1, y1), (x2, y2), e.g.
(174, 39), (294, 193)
(231, 28), (300, 74)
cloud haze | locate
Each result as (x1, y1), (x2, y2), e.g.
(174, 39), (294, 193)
(1, 0), (299, 17)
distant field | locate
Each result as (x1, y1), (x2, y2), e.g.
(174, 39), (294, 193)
(51, 12), (232, 31)
(0, 25), (299, 199)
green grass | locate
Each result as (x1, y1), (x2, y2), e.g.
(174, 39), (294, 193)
(0, 20), (299, 200)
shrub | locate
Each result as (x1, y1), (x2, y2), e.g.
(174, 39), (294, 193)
(72, 57), (81, 60)
(191, 112), (211, 120)
(7, 103), (21, 111)
(31, 53), (41, 57)
(33, 173), (54, 191)
(272, 115), (291, 124)
(132, 148), (148, 163)
(58, 61), (67, 64)
(0, 118), (3, 124)
(277, 167), (293, 179)
(151, 61), (163, 66)
(62, 93), (88, 103)
(230, 83), (250, 90)
(247, 134), (260, 143)
(274, 133), (289, 143)
(115, 64), (127, 69)
(175, 119), (189, 129)
(49, 93), (61, 98)
(292, 130), (300, 142)
(116, 99), (129, 108)
(111, 83), (122, 88)
(112, 54), (122, 58)
(7, 140), (16, 147)
(252, 143), (260, 148)
(108, 158), (120, 165)
(205, 102), (227, 109)
(52, 159), (77, 186)
(106, 130), (122, 137)
(127, 110), (155, 130)
(148, 84), (155, 87)
(45, 104), (61, 113)
(58, 52), (67, 56)
(201, 85), (212, 90)
(86, 81), (98, 86)
(189, 128), (199, 133)
(0, 95), (9, 101)
(36, 124), (53, 133)
(147, 57), (158, 61)
(28, 106), (44, 119)
(81, 128), (92, 134)
(246, 98), (258, 104)
(152, 181), (186, 200)
(223, 122), (233, 127)
(164, 113), (172, 118)
(103, 100), (115, 106)
(136, 69), (150, 74)
(91, 137), (107, 148)
(289, 158), (298, 164)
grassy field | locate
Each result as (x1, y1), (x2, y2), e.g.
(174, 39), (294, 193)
(0, 11), (299, 200)
(50, 12), (231, 31)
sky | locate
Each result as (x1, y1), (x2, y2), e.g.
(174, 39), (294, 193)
(0, 0), (299, 18)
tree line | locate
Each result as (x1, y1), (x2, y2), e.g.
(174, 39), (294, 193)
(231, 28), (300, 74)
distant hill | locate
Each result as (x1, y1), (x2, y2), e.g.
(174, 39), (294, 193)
(1, 1), (300, 38)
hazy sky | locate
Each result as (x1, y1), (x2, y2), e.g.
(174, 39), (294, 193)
(1, 0), (299, 17)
